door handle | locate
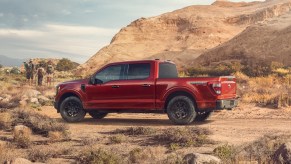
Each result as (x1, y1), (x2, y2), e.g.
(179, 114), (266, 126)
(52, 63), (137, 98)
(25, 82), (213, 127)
(112, 85), (120, 88)
(142, 84), (151, 87)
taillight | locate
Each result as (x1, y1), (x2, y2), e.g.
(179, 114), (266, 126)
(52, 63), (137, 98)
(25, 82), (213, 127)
(212, 83), (221, 95)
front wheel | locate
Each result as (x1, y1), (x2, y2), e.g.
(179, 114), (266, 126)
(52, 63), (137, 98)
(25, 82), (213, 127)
(60, 96), (86, 122)
(88, 111), (108, 119)
(167, 96), (197, 125)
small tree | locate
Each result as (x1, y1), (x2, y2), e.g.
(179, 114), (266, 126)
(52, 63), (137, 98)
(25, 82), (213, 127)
(56, 58), (76, 71)
(0, 64), (3, 68)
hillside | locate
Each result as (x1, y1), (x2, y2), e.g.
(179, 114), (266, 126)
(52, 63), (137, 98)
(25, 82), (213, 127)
(0, 55), (26, 67)
(192, 9), (291, 68)
(78, 0), (291, 75)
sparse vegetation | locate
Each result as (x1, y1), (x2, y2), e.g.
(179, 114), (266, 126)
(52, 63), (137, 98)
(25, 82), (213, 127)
(28, 146), (72, 162)
(113, 127), (157, 136)
(155, 127), (213, 148)
(13, 125), (32, 148)
(56, 58), (78, 71)
(12, 109), (69, 137)
(213, 144), (238, 162)
(77, 148), (123, 164)
(109, 134), (127, 144)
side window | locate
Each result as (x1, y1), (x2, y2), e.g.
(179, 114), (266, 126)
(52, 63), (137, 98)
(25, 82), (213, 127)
(127, 63), (150, 80)
(95, 65), (124, 83)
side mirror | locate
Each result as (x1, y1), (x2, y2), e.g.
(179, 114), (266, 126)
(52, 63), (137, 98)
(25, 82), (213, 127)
(95, 78), (103, 84)
(89, 76), (103, 85)
(89, 76), (95, 85)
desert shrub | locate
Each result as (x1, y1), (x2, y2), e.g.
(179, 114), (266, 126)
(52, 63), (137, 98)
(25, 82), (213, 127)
(12, 109), (68, 137)
(187, 62), (238, 77)
(213, 144), (238, 162)
(155, 127), (213, 148)
(0, 141), (15, 163)
(13, 125), (32, 148)
(241, 75), (290, 108)
(113, 127), (157, 136)
(0, 112), (13, 130)
(0, 64), (2, 68)
(128, 147), (165, 163)
(28, 146), (72, 162)
(162, 154), (183, 164)
(241, 60), (272, 77)
(109, 134), (127, 144)
(0, 95), (21, 109)
(56, 58), (78, 71)
(77, 148), (122, 164)
(80, 137), (99, 146)
(242, 135), (290, 163)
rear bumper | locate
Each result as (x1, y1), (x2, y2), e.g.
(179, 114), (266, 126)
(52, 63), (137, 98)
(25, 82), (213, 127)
(216, 99), (238, 110)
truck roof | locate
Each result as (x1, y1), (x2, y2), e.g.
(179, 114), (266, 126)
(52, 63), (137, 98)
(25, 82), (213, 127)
(106, 59), (175, 65)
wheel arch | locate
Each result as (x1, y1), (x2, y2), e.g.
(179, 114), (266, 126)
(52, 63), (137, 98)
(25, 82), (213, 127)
(57, 92), (81, 112)
(164, 90), (197, 112)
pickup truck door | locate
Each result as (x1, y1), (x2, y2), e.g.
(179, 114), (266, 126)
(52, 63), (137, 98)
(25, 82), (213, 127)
(120, 63), (155, 109)
(85, 64), (128, 109)
(85, 63), (155, 110)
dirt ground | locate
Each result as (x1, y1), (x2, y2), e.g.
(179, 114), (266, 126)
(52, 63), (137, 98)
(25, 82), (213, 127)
(39, 105), (291, 148)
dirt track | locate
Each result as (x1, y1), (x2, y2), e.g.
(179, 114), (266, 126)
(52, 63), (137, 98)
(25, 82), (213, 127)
(40, 106), (291, 147)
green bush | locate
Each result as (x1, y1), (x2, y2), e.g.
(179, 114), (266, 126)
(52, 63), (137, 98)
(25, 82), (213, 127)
(56, 58), (78, 71)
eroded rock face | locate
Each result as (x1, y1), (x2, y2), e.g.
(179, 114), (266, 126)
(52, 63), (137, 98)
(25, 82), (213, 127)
(272, 142), (291, 163)
(78, 0), (291, 76)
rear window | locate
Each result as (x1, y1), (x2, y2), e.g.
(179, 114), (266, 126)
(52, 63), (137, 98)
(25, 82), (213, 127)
(159, 62), (178, 78)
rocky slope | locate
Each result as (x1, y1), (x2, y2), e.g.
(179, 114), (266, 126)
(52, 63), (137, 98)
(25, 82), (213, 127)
(193, 8), (291, 67)
(78, 0), (291, 75)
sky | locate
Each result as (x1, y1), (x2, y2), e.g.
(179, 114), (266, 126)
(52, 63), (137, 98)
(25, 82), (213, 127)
(0, 0), (261, 64)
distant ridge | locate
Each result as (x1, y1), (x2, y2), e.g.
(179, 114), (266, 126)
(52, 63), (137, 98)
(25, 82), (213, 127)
(0, 55), (26, 67)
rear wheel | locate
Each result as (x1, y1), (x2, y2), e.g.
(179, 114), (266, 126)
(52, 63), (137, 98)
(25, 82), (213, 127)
(60, 96), (86, 122)
(167, 96), (197, 125)
(88, 111), (108, 119)
(194, 111), (212, 122)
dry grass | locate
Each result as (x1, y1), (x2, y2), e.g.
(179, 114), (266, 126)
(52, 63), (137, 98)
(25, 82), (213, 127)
(237, 73), (290, 108)
(128, 146), (165, 163)
(13, 125), (32, 148)
(214, 134), (291, 163)
(12, 109), (69, 137)
(0, 112), (13, 130)
(109, 134), (127, 144)
(0, 141), (15, 163)
(28, 146), (72, 162)
(155, 127), (213, 148)
(113, 127), (157, 136)
(77, 147), (123, 164)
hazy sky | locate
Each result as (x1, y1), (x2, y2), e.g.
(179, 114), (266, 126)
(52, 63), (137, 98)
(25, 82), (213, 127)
(0, 0), (262, 63)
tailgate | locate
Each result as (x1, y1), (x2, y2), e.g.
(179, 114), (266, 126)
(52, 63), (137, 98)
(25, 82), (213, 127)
(219, 76), (236, 99)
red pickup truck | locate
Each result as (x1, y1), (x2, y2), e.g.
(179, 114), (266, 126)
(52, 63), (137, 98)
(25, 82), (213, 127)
(54, 60), (237, 125)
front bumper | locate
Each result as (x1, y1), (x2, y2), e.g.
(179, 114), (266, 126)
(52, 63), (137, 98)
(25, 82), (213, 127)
(216, 99), (238, 110)
(54, 101), (59, 112)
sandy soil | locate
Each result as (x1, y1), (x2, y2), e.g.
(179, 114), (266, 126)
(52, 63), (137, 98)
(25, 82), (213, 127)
(39, 106), (291, 147)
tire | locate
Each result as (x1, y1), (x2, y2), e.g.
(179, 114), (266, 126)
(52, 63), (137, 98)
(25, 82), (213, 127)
(194, 111), (212, 122)
(88, 111), (108, 119)
(167, 96), (197, 125)
(60, 96), (86, 122)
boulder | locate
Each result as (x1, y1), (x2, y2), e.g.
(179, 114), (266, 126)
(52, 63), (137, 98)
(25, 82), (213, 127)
(183, 153), (221, 164)
(30, 98), (39, 104)
(272, 142), (291, 163)
(38, 95), (50, 105)
(10, 158), (33, 164)
(23, 89), (41, 98)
